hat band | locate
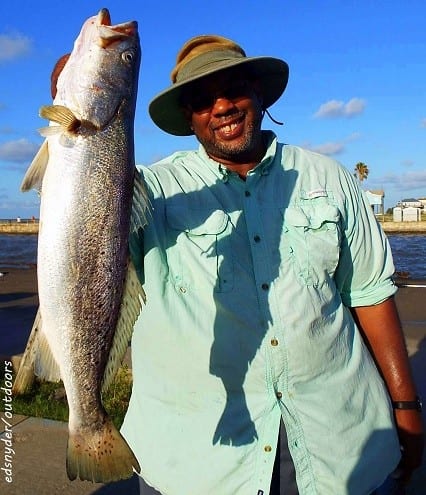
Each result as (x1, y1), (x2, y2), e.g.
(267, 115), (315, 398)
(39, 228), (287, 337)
(176, 49), (246, 84)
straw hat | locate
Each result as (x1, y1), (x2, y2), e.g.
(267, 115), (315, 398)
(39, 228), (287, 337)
(149, 35), (289, 136)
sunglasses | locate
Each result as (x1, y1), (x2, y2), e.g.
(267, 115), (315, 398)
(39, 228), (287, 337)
(182, 79), (255, 113)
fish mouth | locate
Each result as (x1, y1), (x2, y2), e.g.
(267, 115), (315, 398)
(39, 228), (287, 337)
(96, 8), (138, 48)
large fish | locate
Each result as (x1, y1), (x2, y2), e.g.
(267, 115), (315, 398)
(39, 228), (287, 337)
(15, 8), (148, 482)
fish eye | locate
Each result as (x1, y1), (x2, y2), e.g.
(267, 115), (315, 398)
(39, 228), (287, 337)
(122, 51), (134, 63)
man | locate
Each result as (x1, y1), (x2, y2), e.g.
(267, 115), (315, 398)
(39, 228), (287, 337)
(121, 35), (424, 494)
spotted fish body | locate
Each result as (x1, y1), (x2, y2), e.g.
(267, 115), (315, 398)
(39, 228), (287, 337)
(19, 9), (144, 482)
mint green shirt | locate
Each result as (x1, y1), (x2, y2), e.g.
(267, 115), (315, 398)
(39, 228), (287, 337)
(121, 132), (400, 494)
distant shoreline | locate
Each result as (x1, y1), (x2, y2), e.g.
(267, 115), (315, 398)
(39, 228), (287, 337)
(2, 219), (426, 235)
(0, 221), (39, 234)
(379, 221), (426, 234)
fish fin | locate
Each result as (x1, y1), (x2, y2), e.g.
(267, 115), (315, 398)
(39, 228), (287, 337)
(131, 168), (151, 233)
(67, 417), (140, 482)
(40, 104), (80, 132)
(12, 309), (42, 394)
(35, 329), (62, 383)
(12, 309), (62, 393)
(20, 139), (49, 192)
(101, 259), (145, 394)
(38, 124), (63, 137)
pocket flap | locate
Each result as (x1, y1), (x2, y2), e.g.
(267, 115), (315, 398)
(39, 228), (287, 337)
(284, 205), (340, 229)
(166, 207), (229, 235)
(284, 207), (310, 227)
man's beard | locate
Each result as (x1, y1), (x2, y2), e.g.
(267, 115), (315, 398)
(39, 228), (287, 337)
(198, 116), (263, 164)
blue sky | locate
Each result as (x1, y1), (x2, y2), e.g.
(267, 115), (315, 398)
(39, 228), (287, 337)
(0, 0), (425, 218)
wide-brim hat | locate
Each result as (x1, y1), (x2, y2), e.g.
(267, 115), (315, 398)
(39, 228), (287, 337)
(149, 35), (289, 136)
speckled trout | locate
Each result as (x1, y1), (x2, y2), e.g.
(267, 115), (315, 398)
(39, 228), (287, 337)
(17, 9), (148, 482)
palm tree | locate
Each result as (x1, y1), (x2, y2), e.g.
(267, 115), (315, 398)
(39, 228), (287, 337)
(353, 162), (369, 182)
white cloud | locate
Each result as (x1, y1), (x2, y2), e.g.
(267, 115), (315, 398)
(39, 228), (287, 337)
(371, 170), (426, 191)
(313, 98), (366, 119)
(301, 133), (361, 157)
(304, 141), (345, 155)
(0, 138), (39, 163)
(421, 118), (426, 128)
(0, 33), (32, 62)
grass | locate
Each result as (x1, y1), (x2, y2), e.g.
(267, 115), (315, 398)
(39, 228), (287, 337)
(0, 362), (133, 429)
(377, 213), (393, 222)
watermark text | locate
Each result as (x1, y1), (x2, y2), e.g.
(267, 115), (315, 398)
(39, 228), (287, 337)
(1, 360), (14, 483)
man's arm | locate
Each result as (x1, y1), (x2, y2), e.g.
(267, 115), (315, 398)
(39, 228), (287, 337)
(351, 297), (424, 483)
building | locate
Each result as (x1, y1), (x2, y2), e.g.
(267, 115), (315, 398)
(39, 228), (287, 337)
(397, 198), (423, 208)
(417, 198), (426, 211)
(365, 190), (384, 215)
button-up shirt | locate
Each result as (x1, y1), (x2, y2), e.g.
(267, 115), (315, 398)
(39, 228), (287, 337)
(121, 131), (401, 494)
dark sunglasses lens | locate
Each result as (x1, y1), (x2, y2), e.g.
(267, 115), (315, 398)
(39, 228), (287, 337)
(185, 80), (253, 112)
(189, 93), (214, 112)
(224, 81), (251, 100)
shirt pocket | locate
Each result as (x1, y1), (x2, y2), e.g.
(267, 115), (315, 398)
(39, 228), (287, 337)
(166, 206), (234, 292)
(283, 203), (341, 287)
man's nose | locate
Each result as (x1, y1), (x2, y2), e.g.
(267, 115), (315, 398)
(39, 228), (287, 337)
(211, 95), (237, 115)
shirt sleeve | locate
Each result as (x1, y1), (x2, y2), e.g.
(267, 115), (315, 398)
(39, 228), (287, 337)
(334, 167), (397, 307)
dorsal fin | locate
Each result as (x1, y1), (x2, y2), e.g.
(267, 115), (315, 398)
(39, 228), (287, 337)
(101, 259), (145, 394)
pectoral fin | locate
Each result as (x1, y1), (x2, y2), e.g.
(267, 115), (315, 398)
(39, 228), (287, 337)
(40, 104), (81, 132)
(21, 139), (49, 192)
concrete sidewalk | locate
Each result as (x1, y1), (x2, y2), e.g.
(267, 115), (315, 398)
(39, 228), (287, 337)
(1, 282), (425, 494)
(0, 416), (139, 495)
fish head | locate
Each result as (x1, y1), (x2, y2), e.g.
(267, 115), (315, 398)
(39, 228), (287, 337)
(54, 8), (141, 129)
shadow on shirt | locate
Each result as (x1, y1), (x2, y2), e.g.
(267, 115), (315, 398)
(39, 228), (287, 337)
(135, 159), (299, 447)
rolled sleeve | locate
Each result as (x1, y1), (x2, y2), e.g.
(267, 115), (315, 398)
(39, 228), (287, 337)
(334, 170), (397, 307)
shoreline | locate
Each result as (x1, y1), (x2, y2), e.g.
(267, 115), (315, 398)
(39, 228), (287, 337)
(0, 222), (38, 235)
(379, 221), (426, 234)
(2, 220), (426, 235)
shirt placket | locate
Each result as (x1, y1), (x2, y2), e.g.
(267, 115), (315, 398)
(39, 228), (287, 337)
(243, 170), (285, 492)
(244, 168), (315, 494)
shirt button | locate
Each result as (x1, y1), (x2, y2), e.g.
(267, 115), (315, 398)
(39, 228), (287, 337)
(261, 283), (269, 290)
(264, 445), (272, 452)
(276, 392), (282, 399)
(253, 235), (261, 243)
(245, 190), (251, 197)
(270, 338), (279, 346)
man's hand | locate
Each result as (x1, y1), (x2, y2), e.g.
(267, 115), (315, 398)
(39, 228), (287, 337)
(393, 409), (424, 483)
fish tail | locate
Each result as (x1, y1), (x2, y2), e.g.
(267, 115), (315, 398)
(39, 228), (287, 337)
(66, 417), (140, 482)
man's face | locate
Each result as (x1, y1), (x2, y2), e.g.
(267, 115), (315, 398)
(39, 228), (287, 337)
(181, 71), (264, 165)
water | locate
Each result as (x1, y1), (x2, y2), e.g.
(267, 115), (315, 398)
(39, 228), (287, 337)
(0, 234), (38, 269)
(387, 234), (426, 279)
(0, 233), (425, 278)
